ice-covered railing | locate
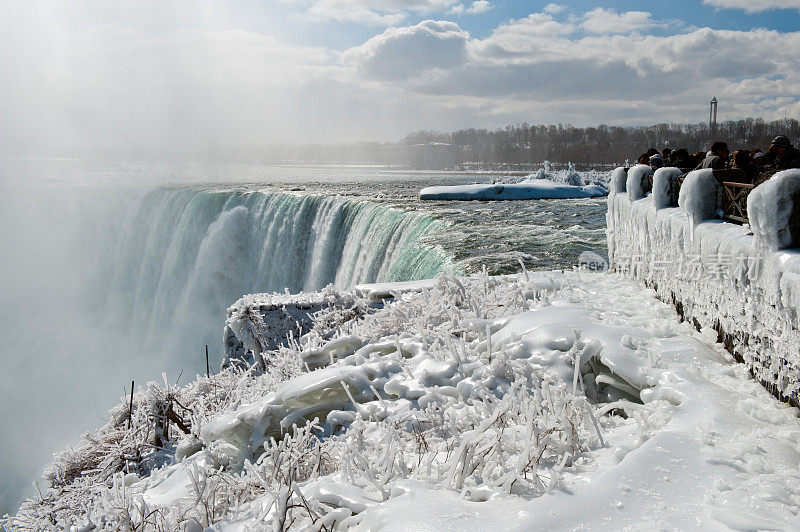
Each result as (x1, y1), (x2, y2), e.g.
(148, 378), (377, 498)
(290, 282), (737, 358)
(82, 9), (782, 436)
(607, 165), (800, 405)
(616, 165), (777, 227)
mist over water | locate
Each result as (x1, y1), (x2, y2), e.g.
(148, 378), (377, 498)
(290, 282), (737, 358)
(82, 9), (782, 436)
(0, 160), (607, 514)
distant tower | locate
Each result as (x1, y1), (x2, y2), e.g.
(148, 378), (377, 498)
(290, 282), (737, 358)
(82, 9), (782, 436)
(709, 97), (718, 134)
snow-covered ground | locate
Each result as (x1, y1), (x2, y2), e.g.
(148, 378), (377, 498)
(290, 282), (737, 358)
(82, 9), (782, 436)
(419, 162), (609, 200)
(8, 270), (800, 530)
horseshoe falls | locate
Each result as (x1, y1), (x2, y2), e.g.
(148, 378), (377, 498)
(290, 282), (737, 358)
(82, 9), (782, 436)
(0, 182), (448, 514)
(104, 188), (448, 357)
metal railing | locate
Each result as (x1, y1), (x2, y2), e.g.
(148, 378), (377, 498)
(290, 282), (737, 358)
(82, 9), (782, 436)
(720, 181), (754, 224)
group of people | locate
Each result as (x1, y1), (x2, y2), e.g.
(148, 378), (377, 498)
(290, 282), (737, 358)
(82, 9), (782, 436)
(636, 135), (800, 183)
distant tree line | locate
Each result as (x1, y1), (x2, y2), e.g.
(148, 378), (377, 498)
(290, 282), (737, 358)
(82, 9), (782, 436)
(400, 118), (800, 167)
(93, 118), (800, 169)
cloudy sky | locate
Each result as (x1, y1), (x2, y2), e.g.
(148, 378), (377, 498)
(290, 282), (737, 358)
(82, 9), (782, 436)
(2, 0), (799, 154)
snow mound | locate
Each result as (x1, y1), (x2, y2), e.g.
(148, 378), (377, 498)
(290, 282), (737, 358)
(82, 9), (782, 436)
(748, 169), (800, 250)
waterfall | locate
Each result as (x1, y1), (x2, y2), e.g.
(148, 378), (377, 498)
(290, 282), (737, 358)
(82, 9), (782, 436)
(96, 187), (449, 359)
(0, 183), (449, 513)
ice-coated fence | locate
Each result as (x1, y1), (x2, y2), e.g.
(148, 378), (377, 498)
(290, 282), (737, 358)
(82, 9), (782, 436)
(607, 166), (800, 405)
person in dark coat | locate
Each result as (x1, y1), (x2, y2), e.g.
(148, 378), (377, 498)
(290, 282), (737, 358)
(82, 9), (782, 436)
(731, 150), (756, 183)
(696, 141), (730, 170)
(671, 148), (692, 169)
(768, 136), (800, 170)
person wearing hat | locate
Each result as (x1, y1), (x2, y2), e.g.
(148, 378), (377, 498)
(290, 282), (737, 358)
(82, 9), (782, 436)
(768, 136), (800, 170)
(696, 141), (729, 170)
(649, 153), (665, 170)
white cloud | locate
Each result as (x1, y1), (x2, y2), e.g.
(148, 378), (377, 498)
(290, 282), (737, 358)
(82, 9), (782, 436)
(291, 0), (460, 25)
(543, 3), (565, 15)
(344, 14), (800, 129)
(3, 1), (800, 154)
(703, 0), (800, 12)
(344, 20), (469, 80)
(466, 1), (492, 14)
(447, 4), (465, 15)
(581, 8), (654, 34)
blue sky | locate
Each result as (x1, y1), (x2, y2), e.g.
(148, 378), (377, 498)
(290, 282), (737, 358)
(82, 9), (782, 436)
(286, 0), (800, 47)
(2, 1), (800, 153)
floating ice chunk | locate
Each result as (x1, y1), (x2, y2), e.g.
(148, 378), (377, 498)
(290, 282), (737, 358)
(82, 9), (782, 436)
(419, 179), (607, 201)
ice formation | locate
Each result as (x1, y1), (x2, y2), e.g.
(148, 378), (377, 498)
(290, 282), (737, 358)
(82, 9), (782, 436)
(8, 270), (800, 530)
(748, 170), (800, 250)
(608, 166), (800, 404)
(419, 181), (607, 201)
(419, 164), (608, 200)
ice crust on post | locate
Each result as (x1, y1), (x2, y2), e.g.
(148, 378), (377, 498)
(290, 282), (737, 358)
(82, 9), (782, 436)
(625, 164), (652, 201)
(9, 270), (800, 530)
(678, 168), (719, 226)
(652, 167), (683, 210)
(748, 169), (800, 250)
(608, 166), (800, 403)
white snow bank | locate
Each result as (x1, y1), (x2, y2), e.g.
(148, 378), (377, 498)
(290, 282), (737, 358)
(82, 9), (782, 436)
(354, 278), (438, 301)
(10, 271), (800, 530)
(748, 169), (800, 250)
(608, 167), (800, 403)
(419, 179), (607, 200)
